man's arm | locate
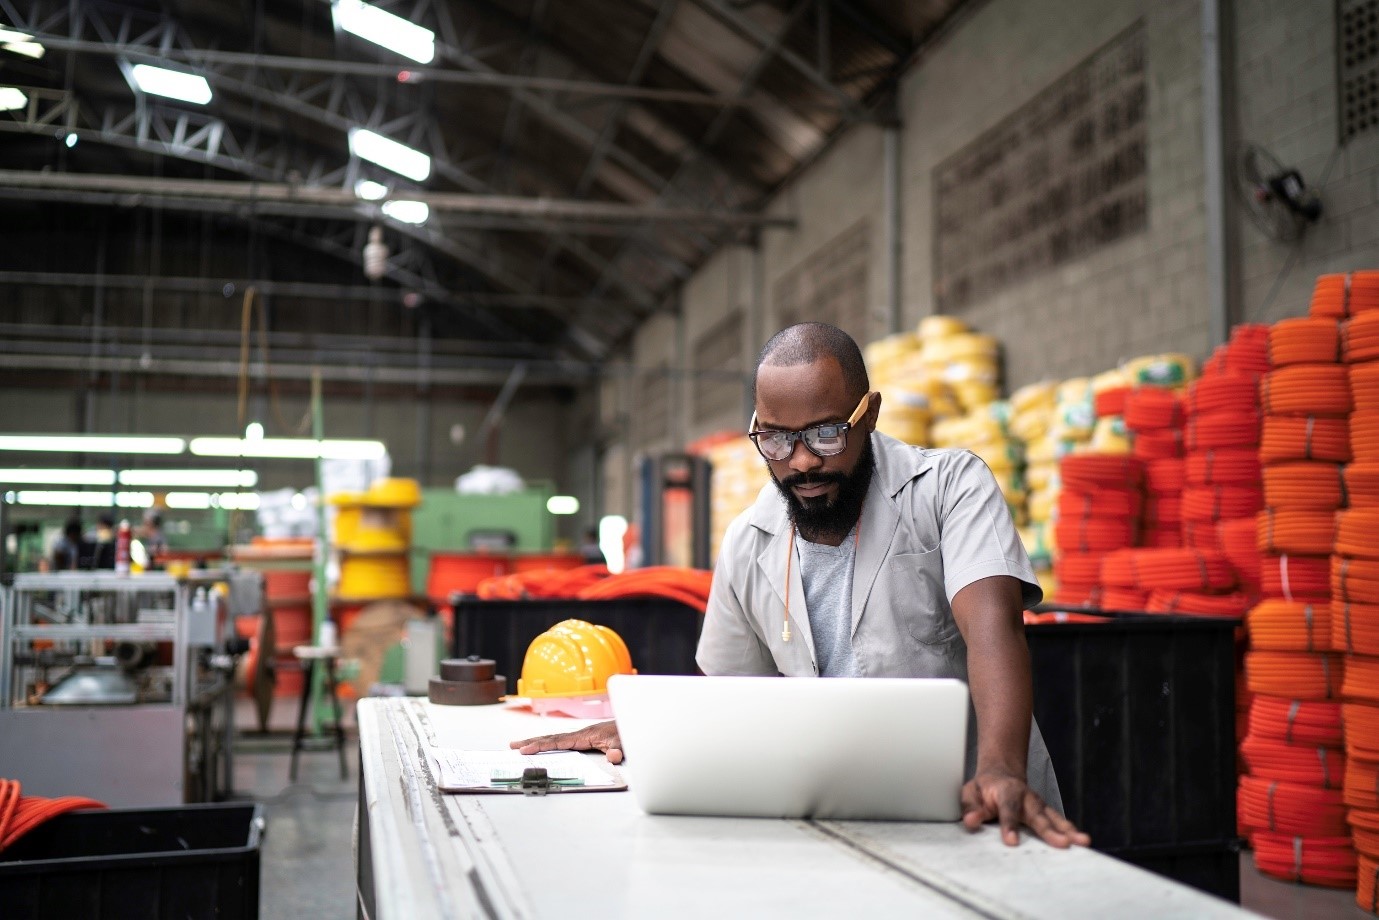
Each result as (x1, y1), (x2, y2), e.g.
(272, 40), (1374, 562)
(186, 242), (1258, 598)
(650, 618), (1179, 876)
(950, 574), (1089, 848)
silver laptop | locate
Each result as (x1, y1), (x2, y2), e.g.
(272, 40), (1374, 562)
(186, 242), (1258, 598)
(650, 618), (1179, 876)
(607, 674), (969, 821)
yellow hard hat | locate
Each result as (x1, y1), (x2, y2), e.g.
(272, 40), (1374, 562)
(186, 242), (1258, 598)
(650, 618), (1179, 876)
(517, 619), (634, 699)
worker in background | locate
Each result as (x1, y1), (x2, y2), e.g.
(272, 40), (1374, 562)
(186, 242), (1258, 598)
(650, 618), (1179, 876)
(50, 518), (85, 571)
(139, 510), (168, 565)
(86, 513), (116, 569)
(577, 526), (606, 565)
(515, 322), (1088, 849)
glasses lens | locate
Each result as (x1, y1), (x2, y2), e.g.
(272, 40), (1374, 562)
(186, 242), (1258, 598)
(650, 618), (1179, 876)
(802, 424), (847, 456)
(755, 432), (793, 460)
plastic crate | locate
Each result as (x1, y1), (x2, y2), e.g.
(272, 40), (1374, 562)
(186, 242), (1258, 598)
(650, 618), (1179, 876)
(0, 802), (263, 919)
(1026, 612), (1240, 902)
(451, 597), (704, 694)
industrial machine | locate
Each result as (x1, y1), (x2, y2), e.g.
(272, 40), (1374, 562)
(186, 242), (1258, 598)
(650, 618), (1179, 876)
(0, 570), (262, 806)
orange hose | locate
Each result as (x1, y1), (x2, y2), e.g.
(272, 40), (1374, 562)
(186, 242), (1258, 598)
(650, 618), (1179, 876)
(1310, 271), (1379, 318)
(1260, 365), (1354, 417)
(1270, 317), (1346, 366)
(1252, 832), (1358, 888)
(476, 564), (610, 600)
(1356, 822), (1379, 861)
(1359, 853), (1379, 914)
(0, 778), (106, 852)
(1053, 516), (1136, 553)
(1100, 547), (1235, 591)
(1246, 650), (1345, 699)
(1050, 585), (1102, 607)
(1334, 603), (1379, 656)
(1183, 520), (1222, 550)
(1146, 458), (1186, 493)
(1347, 464), (1379, 507)
(1185, 448), (1262, 486)
(1142, 494), (1182, 527)
(1346, 755), (1379, 810)
(1094, 587), (1149, 611)
(1186, 410), (1262, 451)
(1056, 488), (1142, 520)
(1257, 509), (1338, 556)
(1334, 557), (1379, 604)
(1261, 554), (1332, 600)
(574, 566), (715, 612)
(1354, 412), (1379, 463)
(1345, 702), (1379, 757)
(1053, 551), (1108, 590)
(1139, 528), (1183, 549)
(1238, 774), (1349, 835)
(1243, 733), (1347, 788)
(1124, 387), (1185, 431)
(1262, 462), (1348, 511)
(1188, 374), (1260, 414)
(1181, 485), (1264, 522)
(1248, 696), (1343, 747)
(1343, 654), (1379, 704)
(1345, 311), (1379, 363)
(1260, 415), (1352, 464)
(1146, 589), (1250, 617)
(1094, 386), (1133, 418)
(1131, 428), (1185, 460)
(1218, 517), (1264, 585)
(1060, 454), (1142, 491)
(1353, 362), (1379, 411)
(1247, 599), (1334, 653)
(1338, 510), (1379, 559)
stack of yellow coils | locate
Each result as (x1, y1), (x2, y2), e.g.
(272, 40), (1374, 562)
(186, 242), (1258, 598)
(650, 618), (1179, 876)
(333, 478), (421, 600)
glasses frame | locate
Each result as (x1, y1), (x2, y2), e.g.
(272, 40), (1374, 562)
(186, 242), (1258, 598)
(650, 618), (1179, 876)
(748, 391), (876, 461)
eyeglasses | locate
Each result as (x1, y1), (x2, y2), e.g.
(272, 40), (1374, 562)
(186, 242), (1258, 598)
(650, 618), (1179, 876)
(748, 391), (876, 462)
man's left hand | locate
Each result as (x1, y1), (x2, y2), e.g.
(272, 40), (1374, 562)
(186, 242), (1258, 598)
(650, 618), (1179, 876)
(961, 768), (1091, 848)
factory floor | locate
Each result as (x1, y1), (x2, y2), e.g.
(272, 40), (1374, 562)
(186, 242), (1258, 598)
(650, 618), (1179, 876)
(228, 696), (1368, 920)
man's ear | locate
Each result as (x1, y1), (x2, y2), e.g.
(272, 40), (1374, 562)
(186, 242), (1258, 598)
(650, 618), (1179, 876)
(866, 391), (882, 431)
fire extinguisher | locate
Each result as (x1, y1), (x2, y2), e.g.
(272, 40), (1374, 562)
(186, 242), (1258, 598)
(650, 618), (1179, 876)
(115, 520), (132, 575)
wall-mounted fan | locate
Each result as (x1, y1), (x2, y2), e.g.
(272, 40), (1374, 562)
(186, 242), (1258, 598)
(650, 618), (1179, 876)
(1233, 143), (1323, 242)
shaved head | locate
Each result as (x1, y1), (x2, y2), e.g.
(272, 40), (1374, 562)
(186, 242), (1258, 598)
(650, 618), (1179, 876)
(755, 322), (869, 402)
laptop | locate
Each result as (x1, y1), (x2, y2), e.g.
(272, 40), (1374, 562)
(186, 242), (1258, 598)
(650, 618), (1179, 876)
(606, 674), (969, 821)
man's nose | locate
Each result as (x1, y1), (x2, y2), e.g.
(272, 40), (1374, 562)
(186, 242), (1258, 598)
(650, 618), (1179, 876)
(788, 436), (822, 473)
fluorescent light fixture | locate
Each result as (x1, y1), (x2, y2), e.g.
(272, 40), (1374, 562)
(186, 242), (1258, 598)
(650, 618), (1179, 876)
(245, 421), (264, 440)
(129, 63), (213, 105)
(13, 490), (153, 508)
(3, 41), (44, 59)
(165, 492), (213, 510)
(0, 87), (26, 111)
(332, 0), (435, 64)
(354, 179), (388, 201)
(0, 28), (32, 43)
(348, 128), (430, 181)
(118, 469), (258, 488)
(64, 132), (77, 148)
(0, 469), (116, 485)
(546, 495), (580, 515)
(0, 435), (186, 455)
(381, 199), (428, 225)
(215, 492), (261, 510)
(189, 437), (386, 460)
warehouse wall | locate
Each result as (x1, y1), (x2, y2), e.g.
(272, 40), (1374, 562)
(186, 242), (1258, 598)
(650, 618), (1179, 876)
(1233, 0), (1379, 325)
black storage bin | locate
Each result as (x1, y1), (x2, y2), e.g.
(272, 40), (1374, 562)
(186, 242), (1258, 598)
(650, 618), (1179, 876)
(0, 802), (263, 920)
(451, 597), (704, 694)
(1026, 612), (1240, 902)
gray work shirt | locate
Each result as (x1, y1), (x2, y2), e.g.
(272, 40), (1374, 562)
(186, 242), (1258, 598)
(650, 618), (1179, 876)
(696, 431), (1062, 811)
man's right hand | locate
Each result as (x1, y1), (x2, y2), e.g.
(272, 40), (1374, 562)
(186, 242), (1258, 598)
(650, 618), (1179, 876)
(510, 719), (623, 763)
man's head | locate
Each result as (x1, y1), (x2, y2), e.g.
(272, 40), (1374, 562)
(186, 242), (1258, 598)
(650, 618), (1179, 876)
(752, 323), (880, 537)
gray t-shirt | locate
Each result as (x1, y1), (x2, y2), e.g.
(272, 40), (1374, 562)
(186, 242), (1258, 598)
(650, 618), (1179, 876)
(798, 526), (861, 677)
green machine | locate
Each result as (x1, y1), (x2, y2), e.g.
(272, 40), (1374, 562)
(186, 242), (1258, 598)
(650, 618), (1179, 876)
(407, 485), (557, 594)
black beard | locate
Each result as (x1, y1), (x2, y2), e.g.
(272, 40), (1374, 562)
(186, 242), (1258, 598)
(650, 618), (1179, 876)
(771, 435), (875, 541)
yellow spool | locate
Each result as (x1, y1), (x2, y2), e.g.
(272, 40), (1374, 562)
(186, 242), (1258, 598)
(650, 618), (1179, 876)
(337, 552), (411, 599)
(917, 315), (969, 339)
(1010, 381), (1058, 415)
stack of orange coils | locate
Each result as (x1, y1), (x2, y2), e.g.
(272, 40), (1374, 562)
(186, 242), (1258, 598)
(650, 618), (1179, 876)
(1271, 316), (1345, 366)
(1345, 308), (1379, 364)
(1094, 385), (1133, 418)
(1263, 462), (1348, 511)
(1098, 548), (1236, 617)
(1259, 554), (1331, 600)
(1247, 600), (1334, 653)
(1347, 464), (1379, 506)
(1310, 271), (1379, 319)
(1124, 387), (1186, 549)
(1146, 589), (1251, 617)
(1248, 697), (1343, 747)
(1051, 455), (1142, 607)
(1354, 362), (1379, 410)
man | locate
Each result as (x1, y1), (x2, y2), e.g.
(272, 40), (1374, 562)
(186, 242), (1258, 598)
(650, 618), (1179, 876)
(515, 323), (1087, 848)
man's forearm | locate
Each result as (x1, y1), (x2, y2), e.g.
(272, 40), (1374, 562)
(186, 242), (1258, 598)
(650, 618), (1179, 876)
(951, 576), (1034, 776)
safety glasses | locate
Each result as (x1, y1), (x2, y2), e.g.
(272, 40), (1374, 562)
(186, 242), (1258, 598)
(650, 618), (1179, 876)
(748, 391), (876, 462)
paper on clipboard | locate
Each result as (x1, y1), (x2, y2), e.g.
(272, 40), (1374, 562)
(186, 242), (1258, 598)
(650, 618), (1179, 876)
(431, 748), (627, 793)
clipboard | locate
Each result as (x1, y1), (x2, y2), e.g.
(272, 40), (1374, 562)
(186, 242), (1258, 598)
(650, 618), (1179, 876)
(431, 748), (627, 794)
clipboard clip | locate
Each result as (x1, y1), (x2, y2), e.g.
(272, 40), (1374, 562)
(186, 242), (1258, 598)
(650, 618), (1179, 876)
(489, 767), (585, 795)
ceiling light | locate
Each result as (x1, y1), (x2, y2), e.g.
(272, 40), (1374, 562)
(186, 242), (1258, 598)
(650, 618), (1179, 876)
(189, 437), (387, 460)
(165, 492), (213, 510)
(215, 492), (261, 510)
(355, 179), (388, 201)
(0, 87), (27, 111)
(332, 0), (435, 64)
(0, 468), (116, 485)
(118, 469), (259, 488)
(0, 28), (32, 43)
(2, 41), (44, 59)
(64, 132), (77, 148)
(348, 127), (430, 181)
(13, 491), (153, 508)
(0, 435), (186, 455)
(128, 63), (213, 105)
(546, 495), (580, 515)
(245, 421), (264, 440)
(382, 199), (428, 225)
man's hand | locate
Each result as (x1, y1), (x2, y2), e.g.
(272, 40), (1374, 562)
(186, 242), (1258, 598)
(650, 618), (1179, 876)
(961, 767), (1090, 848)
(510, 720), (624, 764)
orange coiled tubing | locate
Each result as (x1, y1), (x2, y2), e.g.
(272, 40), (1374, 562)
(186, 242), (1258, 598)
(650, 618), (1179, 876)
(1337, 509), (1379, 560)
(1260, 415), (1351, 464)
(0, 778), (106, 852)
(1056, 488), (1142, 521)
(1182, 520), (1222, 550)
(1053, 551), (1107, 594)
(575, 566), (715, 612)
(1260, 365), (1353, 418)
(1358, 853), (1379, 914)
(1346, 755), (1379, 810)
(1097, 587), (1150, 612)
(1181, 485), (1264, 522)
(1146, 589), (1250, 618)
(1217, 517), (1264, 584)
(476, 564), (609, 600)
(1186, 410), (1262, 451)
(1262, 462), (1348, 511)
(1247, 599), (1334, 653)
(1333, 602), (1379, 656)
(1353, 362), (1379, 411)
(1242, 733), (1347, 788)
(1145, 458), (1186, 493)
(1099, 547), (1235, 591)
(1257, 509), (1338, 556)
(1342, 654), (1379, 704)
(1245, 650), (1345, 699)
(1345, 310), (1379, 363)
(1139, 528), (1183, 549)
(1309, 271), (1379, 318)
(1347, 464), (1379, 507)
(1142, 494), (1182, 527)
(1053, 516), (1136, 554)
(1248, 697), (1343, 747)
(1050, 585), (1102, 608)
(1185, 449), (1262, 486)
(1188, 374), (1260, 415)
(1060, 454), (1142, 491)
(1131, 428), (1184, 461)
(1260, 554), (1332, 600)
(1220, 323), (1273, 375)
(1334, 557), (1379, 604)
(1353, 412), (1379, 464)
(1344, 702), (1379, 757)
(1237, 774), (1349, 835)
(1094, 386), (1133, 418)
(1356, 822), (1379, 861)
(1252, 832), (1358, 888)
(1270, 317), (1345, 367)
(1123, 387), (1185, 431)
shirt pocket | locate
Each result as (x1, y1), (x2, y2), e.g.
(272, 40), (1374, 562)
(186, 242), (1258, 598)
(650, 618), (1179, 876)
(887, 550), (958, 646)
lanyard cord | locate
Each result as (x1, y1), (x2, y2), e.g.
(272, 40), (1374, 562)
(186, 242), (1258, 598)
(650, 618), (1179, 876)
(783, 513), (861, 643)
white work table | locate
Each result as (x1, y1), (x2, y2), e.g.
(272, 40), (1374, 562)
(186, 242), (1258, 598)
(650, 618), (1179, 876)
(356, 697), (1260, 920)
